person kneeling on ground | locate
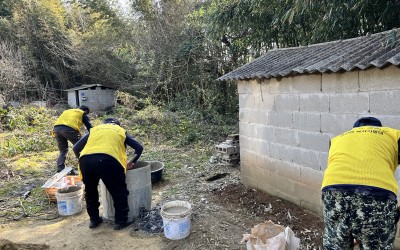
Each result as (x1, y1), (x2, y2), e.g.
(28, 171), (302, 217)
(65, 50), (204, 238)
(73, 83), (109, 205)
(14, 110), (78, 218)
(321, 117), (400, 249)
(73, 117), (143, 230)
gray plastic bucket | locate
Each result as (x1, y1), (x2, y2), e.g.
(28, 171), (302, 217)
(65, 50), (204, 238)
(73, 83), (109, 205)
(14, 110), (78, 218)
(100, 161), (151, 222)
(55, 186), (83, 216)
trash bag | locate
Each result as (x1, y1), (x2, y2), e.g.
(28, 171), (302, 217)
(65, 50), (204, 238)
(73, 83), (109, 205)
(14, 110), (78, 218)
(241, 220), (300, 250)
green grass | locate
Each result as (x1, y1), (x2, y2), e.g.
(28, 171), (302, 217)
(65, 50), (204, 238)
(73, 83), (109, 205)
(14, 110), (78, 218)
(0, 100), (238, 223)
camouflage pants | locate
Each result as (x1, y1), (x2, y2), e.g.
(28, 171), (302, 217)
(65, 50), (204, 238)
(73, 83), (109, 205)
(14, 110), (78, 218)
(322, 190), (398, 250)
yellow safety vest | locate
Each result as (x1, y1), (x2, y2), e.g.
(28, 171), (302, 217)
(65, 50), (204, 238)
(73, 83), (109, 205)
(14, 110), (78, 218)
(54, 109), (85, 132)
(322, 126), (400, 194)
(80, 124), (127, 172)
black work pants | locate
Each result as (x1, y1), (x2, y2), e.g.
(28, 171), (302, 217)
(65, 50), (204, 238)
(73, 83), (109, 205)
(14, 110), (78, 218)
(54, 126), (80, 172)
(79, 154), (129, 224)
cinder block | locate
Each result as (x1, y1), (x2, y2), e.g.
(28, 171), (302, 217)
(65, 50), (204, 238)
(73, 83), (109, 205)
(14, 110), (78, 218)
(322, 71), (359, 93)
(293, 147), (320, 170)
(275, 161), (301, 183)
(293, 112), (321, 132)
(274, 128), (299, 146)
(275, 190), (301, 206)
(298, 131), (330, 152)
(271, 173), (296, 195)
(238, 81), (251, 94)
(255, 125), (274, 142)
(295, 182), (323, 211)
(241, 149), (256, 167)
(239, 122), (256, 138)
(256, 155), (279, 173)
(370, 91), (400, 116)
(377, 115), (400, 130)
(239, 108), (252, 122)
(239, 94), (255, 109)
(274, 94), (300, 112)
(241, 174), (257, 188)
(269, 143), (293, 162)
(249, 79), (262, 94)
(300, 166), (324, 188)
(360, 65), (400, 91)
(319, 152), (329, 171)
(330, 93), (369, 114)
(299, 94), (329, 112)
(292, 74), (322, 94)
(254, 92), (275, 111)
(321, 113), (358, 136)
(239, 135), (254, 152)
(269, 111), (293, 128)
(269, 77), (293, 94)
(251, 109), (269, 124)
(240, 162), (256, 178)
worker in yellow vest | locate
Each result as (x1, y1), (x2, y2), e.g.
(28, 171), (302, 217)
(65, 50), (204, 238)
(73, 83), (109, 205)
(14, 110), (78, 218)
(321, 117), (400, 249)
(73, 117), (143, 230)
(53, 106), (92, 174)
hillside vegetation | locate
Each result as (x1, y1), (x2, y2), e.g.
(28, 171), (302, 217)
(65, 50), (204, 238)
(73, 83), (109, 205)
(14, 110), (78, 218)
(0, 99), (237, 222)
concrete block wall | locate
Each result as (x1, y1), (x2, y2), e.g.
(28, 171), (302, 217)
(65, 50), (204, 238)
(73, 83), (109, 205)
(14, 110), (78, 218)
(79, 88), (115, 111)
(238, 65), (400, 218)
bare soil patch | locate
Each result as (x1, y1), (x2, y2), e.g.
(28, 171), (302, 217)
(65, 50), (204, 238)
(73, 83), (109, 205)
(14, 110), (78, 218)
(0, 162), (323, 249)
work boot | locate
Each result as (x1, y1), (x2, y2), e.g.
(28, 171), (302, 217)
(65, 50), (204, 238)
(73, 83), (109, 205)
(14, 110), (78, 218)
(89, 217), (103, 229)
(113, 220), (133, 230)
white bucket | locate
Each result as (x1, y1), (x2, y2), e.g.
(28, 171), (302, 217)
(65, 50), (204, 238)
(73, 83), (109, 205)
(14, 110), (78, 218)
(55, 186), (83, 216)
(161, 200), (192, 240)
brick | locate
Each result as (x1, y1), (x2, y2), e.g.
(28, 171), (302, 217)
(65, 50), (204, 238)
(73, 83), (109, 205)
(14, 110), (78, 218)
(293, 112), (321, 132)
(299, 94), (329, 112)
(322, 71), (359, 93)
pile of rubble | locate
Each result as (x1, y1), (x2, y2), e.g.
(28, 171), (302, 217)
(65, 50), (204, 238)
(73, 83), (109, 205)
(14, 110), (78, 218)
(212, 134), (240, 165)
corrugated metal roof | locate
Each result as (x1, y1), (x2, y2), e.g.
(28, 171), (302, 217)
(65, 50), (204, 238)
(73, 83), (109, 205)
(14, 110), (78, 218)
(218, 29), (400, 81)
(64, 84), (114, 91)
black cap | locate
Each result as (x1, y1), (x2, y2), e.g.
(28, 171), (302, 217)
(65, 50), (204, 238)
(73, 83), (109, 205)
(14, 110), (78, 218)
(104, 117), (121, 126)
(353, 117), (382, 128)
(79, 105), (90, 113)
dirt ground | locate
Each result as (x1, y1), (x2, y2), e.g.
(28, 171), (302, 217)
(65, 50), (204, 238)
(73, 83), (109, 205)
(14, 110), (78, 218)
(0, 162), (324, 250)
